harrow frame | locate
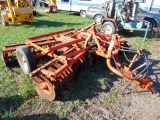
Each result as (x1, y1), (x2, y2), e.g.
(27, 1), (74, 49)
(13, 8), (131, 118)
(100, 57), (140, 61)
(1, 23), (157, 101)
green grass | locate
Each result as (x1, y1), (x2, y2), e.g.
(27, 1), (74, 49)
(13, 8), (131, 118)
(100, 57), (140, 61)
(106, 89), (118, 103)
(0, 11), (93, 120)
(0, 11), (160, 120)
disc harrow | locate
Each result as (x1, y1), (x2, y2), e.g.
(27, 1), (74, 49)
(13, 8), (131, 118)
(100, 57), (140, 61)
(1, 23), (157, 101)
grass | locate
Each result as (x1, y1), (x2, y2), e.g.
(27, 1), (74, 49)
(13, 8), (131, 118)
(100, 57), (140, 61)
(0, 11), (160, 120)
(106, 89), (118, 103)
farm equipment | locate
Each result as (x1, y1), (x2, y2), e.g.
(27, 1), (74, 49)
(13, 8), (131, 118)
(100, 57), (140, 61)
(1, 23), (157, 101)
(0, 0), (34, 26)
(0, 0), (6, 8)
(39, 1), (58, 13)
(33, 0), (58, 13)
(101, 0), (160, 40)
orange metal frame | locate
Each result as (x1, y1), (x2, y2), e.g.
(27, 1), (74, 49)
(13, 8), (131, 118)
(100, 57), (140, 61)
(1, 23), (157, 101)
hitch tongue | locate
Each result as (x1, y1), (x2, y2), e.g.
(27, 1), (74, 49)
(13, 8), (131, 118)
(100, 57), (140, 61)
(140, 76), (157, 94)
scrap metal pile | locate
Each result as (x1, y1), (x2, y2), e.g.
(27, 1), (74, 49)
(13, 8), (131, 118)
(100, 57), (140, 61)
(1, 23), (157, 101)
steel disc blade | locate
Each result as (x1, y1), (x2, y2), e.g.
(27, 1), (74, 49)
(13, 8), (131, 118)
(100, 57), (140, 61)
(66, 67), (74, 81)
(34, 77), (56, 101)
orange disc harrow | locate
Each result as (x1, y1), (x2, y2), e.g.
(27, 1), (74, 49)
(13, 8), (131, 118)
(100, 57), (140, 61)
(1, 23), (158, 101)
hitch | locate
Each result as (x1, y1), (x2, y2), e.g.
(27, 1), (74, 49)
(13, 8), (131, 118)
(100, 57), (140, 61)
(1, 23), (157, 101)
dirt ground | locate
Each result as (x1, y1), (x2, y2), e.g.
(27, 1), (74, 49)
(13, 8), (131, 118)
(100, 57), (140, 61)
(66, 56), (160, 120)
(15, 52), (160, 120)
(67, 43), (160, 120)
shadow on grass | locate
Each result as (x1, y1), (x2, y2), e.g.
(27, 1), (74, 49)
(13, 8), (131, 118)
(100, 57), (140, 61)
(55, 57), (121, 101)
(25, 19), (81, 28)
(1, 105), (67, 120)
(147, 58), (160, 93)
(5, 57), (118, 101)
(56, 48), (160, 101)
(0, 95), (24, 120)
(118, 29), (157, 40)
(33, 12), (49, 17)
(14, 113), (67, 120)
(0, 89), (66, 120)
(55, 11), (80, 16)
(0, 94), (66, 120)
(140, 49), (160, 93)
(4, 60), (21, 74)
(68, 12), (80, 16)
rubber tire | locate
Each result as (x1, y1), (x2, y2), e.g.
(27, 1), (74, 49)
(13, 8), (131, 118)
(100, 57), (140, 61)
(0, 15), (8, 26)
(145, 18), (156, 27)
(94, 14), (104, 24)
(80, 10), (86, 18)
(102, 21), (116, 34)
(43, 3), (48, 8)
(16, 46), (36, 75)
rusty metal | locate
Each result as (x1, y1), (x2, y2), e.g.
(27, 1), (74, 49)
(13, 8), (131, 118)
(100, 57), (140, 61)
(153, 27), (160, 38)
(1, 23), (157, 101)
(39, 4), (58, 13)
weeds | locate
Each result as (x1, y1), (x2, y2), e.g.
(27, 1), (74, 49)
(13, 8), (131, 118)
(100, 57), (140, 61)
(106, 89), (118, 103)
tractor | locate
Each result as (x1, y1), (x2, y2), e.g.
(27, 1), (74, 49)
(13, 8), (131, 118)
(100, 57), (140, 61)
(101, 0), (160, 40)
(0, 0), (34, 26)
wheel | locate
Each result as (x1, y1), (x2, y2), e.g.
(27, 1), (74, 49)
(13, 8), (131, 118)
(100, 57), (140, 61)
(0, 15), (8, 26)
(102, 21), (116, 34)
(33, 10), (39, 17)
(35, 1), (41, 8)
(34, 76), (56, 101)
(145, 18), (156, 27)
(40, 2), (46, 8)
(43, 3), (48, 8)
(94, 14), (104, 24)
(80, 10), (86, 18)
(16, 46), (36, 74)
